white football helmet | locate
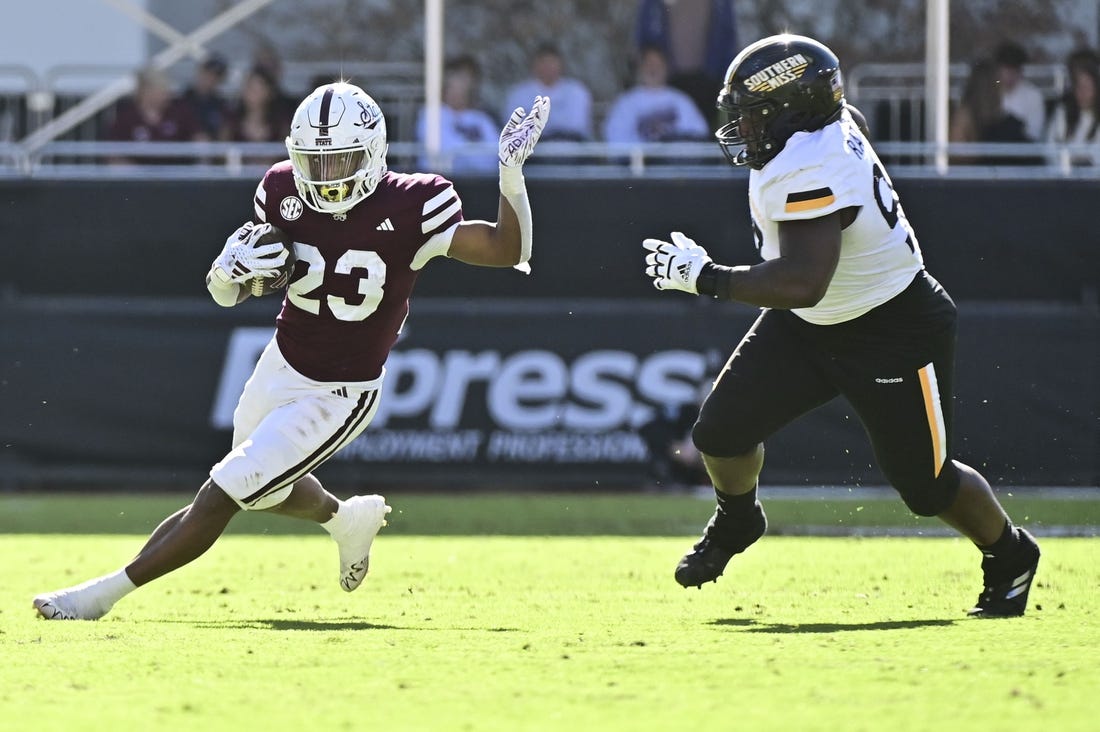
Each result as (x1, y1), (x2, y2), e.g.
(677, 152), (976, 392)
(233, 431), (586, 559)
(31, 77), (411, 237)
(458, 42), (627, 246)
(286, 82), (388, 214)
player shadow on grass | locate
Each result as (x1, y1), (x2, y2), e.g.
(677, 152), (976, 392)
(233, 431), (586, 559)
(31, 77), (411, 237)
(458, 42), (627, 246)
(157, 618), (404, 631)
(158, 618), (522, 632)
(710, 618), (959, 633)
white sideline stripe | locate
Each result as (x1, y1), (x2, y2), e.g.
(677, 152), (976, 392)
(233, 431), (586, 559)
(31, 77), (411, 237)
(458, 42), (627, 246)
(422, 186), (455, 214)
(422, 199), (461, 233)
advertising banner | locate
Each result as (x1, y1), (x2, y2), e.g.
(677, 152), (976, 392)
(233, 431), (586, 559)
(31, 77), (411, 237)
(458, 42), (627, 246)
(1, 297), (1095, 489)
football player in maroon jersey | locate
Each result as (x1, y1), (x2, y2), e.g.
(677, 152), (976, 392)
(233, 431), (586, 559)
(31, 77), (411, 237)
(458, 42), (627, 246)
(33, 83), (550, 620)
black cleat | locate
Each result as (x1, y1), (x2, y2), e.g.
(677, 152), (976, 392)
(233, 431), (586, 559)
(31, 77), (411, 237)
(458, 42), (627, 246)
(968, 528), (1040, 618)
(675, 503), (766, 588)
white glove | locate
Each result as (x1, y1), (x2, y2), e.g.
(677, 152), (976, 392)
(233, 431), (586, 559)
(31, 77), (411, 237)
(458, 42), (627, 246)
(643, 232), (713, 294)
(499, 95), (550, 168)
(211, 221), (289, 285)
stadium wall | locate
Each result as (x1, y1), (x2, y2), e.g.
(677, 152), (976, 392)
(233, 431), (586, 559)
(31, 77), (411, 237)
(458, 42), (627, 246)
(1, 178), (1096, 490)
(3, 177), (1096, 302)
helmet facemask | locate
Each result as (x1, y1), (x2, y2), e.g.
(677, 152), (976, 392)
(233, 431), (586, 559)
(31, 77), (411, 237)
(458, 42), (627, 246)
(286, 83), (388, 215)
(715, 88), (781, 168)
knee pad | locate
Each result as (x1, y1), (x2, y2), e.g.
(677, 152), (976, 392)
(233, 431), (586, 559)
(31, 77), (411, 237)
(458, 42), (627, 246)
(889, 460), (961, 517)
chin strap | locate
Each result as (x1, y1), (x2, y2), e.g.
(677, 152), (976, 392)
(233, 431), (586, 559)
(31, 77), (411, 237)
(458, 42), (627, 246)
(499, 163), (532, 274)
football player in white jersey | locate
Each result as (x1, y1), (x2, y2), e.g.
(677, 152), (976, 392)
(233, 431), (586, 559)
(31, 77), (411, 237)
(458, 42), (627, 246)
(643, 34), (1039, 617)
(32, 84), (550, 620)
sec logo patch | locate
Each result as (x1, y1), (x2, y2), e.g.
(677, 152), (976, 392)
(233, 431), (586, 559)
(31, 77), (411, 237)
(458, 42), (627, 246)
(280, 196), (304, 221)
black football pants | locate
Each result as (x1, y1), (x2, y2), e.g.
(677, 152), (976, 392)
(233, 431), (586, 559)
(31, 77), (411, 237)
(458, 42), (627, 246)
(692, 271), (962, 516)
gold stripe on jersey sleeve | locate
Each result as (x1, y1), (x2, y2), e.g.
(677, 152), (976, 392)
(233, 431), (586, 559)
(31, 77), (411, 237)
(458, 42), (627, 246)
(784, 193), (836, 213)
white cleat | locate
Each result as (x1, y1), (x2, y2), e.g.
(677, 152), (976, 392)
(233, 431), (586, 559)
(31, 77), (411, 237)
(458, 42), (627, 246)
(335, 494), (391, 592)
(33, 583), (112, 621)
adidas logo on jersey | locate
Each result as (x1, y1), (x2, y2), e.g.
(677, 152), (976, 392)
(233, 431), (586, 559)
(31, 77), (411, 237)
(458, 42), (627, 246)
(376, 218), (394, 231)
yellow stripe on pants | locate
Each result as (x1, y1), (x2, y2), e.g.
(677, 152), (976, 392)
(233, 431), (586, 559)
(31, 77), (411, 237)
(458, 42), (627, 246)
(918, 363), (947, 477)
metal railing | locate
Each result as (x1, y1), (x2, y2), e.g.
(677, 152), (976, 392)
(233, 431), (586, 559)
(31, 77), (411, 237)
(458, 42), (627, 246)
(4, 138), (1100, 180)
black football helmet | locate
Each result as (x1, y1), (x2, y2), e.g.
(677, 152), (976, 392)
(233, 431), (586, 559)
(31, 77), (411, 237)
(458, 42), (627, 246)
(716, 34), (845, 169)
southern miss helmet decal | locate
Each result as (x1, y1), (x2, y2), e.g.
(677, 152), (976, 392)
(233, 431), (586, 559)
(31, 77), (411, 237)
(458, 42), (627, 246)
(743, 54), (811, 94)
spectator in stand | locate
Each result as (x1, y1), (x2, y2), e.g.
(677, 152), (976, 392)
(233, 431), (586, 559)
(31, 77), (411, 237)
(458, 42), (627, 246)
(105, 66), (204, 164)
(603, 45), (710, 144)
(950, 60), (1001, 151)
(181, 54), (230, 139)
(993, 40), (1046, 142)
(949, 58), (1041, 165)
(1045, 48), (1100, 166)
(502, 43), (593, 141)
(250, 39), (298, 123)
(635, 0), (738, 126)
(222, 66), (293, 143)
(221, 66), (294, 167)
(417, 55), (499, 173)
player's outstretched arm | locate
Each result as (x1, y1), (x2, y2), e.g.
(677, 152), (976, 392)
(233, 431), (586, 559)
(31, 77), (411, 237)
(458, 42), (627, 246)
(448, 96), (550, 269)
(642, 213), (844, 309)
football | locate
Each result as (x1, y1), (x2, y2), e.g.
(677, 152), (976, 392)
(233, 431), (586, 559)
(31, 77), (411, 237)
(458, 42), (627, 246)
(248, 226), (296, 297)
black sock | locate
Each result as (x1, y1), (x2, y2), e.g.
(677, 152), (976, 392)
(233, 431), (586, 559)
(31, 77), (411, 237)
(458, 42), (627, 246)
(978, 520), (1017, 557)
(715, 485), (759, 515)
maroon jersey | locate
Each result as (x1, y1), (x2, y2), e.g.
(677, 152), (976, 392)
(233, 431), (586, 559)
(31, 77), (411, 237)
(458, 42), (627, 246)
(253, 162), (463, 382)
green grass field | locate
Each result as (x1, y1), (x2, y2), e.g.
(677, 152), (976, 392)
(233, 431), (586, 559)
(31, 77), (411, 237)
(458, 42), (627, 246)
(2, 493), (1098, 731)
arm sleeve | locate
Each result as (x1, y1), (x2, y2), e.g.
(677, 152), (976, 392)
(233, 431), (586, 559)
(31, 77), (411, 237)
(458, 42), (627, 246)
(499, 164), (533, 270)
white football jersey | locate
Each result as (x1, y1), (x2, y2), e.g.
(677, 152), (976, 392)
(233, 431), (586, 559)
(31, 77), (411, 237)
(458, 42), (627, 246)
(748, 108), (923, 325)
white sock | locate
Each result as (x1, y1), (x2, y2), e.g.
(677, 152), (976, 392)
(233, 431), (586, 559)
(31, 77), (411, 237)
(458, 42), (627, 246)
(93, 569), (138, 607)
(64, 569), (137, 615)
(320, 500), (350, 537)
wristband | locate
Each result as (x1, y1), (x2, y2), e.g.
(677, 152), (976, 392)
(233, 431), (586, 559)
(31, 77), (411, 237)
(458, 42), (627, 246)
(696, 263), (737, 300)
(499, 163), (526, 197)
